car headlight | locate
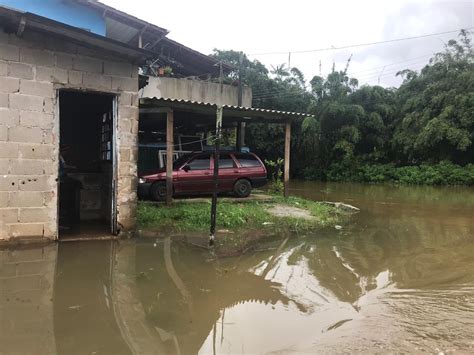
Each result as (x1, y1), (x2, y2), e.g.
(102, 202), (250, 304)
(138, 178), (146, 184)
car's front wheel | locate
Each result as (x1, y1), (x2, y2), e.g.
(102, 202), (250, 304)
(150, 181), (167, 201)
(234, 179), (252, 198)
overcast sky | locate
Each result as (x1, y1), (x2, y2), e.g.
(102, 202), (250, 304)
(104, 0), (473, 88)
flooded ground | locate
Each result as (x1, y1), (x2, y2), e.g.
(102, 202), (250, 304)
(1, 181), (473, 354)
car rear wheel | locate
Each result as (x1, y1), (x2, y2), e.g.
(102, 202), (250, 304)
(234, 179), (252, 198)
(150, 181), (167, 201)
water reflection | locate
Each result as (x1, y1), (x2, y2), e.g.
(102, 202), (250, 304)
(0, 182), (473, 354)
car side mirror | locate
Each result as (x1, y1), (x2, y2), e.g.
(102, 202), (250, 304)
(183, 164), (191, 172)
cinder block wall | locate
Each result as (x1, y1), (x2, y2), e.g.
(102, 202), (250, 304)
(0, 29), (139, 241)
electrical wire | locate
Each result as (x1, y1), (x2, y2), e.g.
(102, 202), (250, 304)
(249, 27), (473, 56)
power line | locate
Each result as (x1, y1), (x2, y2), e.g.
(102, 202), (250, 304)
(249, 27), (473, 56)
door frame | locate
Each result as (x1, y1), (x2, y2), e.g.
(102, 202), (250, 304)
(56, 89), (119, 238)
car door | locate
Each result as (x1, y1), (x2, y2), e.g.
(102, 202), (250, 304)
(175, 153), (213, 193)
(215, 153), (239, 191)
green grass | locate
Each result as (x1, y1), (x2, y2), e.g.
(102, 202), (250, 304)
(137, 196), (342, 233)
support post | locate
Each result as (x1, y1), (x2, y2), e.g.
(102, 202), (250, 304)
(236, 122), (245, 151)
(284, 121), (291, 198)
(210, 106), (223, 246)
(166, 110), (174, 205)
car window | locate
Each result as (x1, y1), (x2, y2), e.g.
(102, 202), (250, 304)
(218, 154), (236, 169)
(235, 153), (262, 168)
(187, 154), (211, 170)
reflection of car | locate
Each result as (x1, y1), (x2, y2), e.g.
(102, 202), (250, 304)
(138, 152), (267, 200)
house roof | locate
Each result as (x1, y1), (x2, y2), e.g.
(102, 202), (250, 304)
(140, 97), (313, 122)
(0, 5), (158, 62)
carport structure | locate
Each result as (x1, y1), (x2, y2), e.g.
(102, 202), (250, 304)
(139, 97), (312, 204)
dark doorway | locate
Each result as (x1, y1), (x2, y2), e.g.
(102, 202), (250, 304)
(58, 91), (117, 239)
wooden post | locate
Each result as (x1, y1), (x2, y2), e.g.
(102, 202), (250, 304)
(284, 121), (291, 198)
(166, 110), (174, 205)
(236, 122), (245, 151)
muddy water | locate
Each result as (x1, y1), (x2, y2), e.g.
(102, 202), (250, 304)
(1, 182), (473, 354)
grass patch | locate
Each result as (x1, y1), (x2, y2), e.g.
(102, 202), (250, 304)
(137, 195), (343, 233)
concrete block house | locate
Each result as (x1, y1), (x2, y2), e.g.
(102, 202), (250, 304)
(0, 0), (305, 244)
(0, 0), (229, 242)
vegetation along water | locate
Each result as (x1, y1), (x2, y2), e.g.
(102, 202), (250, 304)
(213, 30), (473, 185)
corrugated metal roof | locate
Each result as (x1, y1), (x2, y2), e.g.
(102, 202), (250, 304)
(142, 97), (314, 118)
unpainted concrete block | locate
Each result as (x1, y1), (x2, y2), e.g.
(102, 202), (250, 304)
(10, 159), (48, 175)
(20, 80), (54, 98)
(0, 208), (18, 223)
(118, 118), (131, 133)
(0, 77), (20, 93)
(82, 72), (112, 90)
(0, 142), (18, 158)
(18, 175), (55, 192)
(0, 43), (19, 61)
(112, 76), (137, 92)
(19, 207), (51, 223)
(67, 70), (82, 85)
(19, 47), (55, 67)
(55, 53), (74, 69)
(9, 94), (44, 112)
(18, 143), (54, 159)
(0, 108), (19, 126)
(0, 125), (7, 141)
(19, 111), (53, 129)
(42, 98), (55, 114)
(8, 126), (44, 143)
(0, 158), (9, 174)
(73, 56), (103, 73)
(104, 60), (132, 77)
(119, 105), (139, 120)
(0, 60), (8, 76)
(35, 66), (68, 84)
(0, 192), (8, 207)
(8, 63), (33, 80)
(9, 191), (44, 207)
(0, 93), (8, 108)
(0, 175), (18, 191)
(42, 222), (56, 239)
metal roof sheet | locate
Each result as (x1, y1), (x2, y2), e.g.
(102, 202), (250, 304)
(141, 97), (314, 118)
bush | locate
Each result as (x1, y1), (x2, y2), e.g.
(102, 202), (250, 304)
(322, 161), (474, 185)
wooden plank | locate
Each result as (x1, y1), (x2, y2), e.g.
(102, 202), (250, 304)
(166, 110), (174, 205)
(284, 121), (291, 198)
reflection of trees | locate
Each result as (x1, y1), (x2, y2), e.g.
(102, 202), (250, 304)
(134, 239), (299, 355)
(283, 210), (474, 307)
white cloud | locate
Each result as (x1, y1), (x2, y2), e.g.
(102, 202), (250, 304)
(103, 0), (473, 87)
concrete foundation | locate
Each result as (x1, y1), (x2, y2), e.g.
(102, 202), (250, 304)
(0, 28), (139, 242)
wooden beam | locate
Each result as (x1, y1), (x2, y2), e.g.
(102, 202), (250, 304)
(166, 110), (174, 205)
(284, 121), (291, 198)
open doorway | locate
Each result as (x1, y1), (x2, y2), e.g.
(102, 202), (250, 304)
(58, 91), (117, 239)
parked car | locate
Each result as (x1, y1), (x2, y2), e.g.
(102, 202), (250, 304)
(138, 152), (267, 200)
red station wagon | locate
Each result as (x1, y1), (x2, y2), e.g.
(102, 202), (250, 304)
(138, 152), (267, 201)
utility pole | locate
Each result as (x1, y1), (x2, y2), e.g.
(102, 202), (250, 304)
(210, 62), (224, 246)
(210, 106), (222, 246)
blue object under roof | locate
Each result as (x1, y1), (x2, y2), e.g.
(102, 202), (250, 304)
(0, 0), (105, 35)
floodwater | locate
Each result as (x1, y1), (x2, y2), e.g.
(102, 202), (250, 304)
(1, 182), (473, 354)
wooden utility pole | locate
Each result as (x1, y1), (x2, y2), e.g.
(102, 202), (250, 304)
(284, 121), (291, 198)
(209, 106), (223, 245)
(166, 110), (174, 205)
